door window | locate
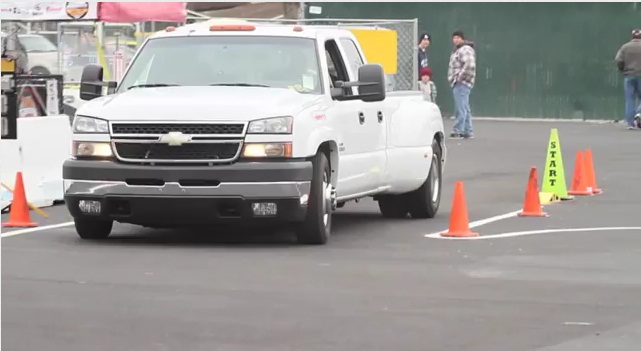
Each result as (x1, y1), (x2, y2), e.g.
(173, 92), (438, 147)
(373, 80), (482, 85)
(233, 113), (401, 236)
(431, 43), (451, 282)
(339, 38), (364, 77)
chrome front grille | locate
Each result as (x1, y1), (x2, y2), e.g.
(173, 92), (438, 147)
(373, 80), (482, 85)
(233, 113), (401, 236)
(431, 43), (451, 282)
(110, 122), (246, 164)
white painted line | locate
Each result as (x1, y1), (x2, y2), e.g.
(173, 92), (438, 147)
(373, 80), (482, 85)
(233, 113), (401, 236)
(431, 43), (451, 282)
(563, 322), (594, 326)
(474, 117), (614, 124)
(426, 227), (641, 241)
(1, 221), (74, 238)
(425, 209), (522, 238)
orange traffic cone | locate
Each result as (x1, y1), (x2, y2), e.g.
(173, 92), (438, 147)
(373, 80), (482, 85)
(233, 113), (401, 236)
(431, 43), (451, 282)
(441, 181), (479, 238)
(584, 149), (603, 195)
(567, 151), (593, 196)
(518, 167), (548, 217)
(2, 172), (38, 228)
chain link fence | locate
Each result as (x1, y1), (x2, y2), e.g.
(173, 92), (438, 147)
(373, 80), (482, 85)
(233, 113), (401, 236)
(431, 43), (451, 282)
(186, 17), (419, 91)
(1, 21), (139, 85)
(4, 16), (417, 95)
(57, 23), (138, 84)
(298, 19), (419, 92)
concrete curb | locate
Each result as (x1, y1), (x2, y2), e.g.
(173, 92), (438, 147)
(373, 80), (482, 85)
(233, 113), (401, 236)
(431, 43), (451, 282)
(472, 117), (618, 124)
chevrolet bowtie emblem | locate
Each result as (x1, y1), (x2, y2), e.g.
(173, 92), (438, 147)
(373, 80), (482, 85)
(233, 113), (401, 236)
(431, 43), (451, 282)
(158, 131), (191, 146)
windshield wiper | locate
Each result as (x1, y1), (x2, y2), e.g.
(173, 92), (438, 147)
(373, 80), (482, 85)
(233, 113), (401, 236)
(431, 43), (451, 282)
(209, 83), (271, 88)
(127, 83), (180, 90)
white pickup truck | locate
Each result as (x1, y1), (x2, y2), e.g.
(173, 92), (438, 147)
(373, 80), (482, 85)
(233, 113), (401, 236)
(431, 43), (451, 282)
(63, 21), (447, 245)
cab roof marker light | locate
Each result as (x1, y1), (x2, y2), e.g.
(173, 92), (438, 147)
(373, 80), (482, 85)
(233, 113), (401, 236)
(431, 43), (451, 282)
(209, 25), (256, 32)
(293, 25), (304, 32)
(165, 26), (176, 32)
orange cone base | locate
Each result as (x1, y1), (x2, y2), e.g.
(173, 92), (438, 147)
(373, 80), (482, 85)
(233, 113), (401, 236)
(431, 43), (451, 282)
(440, 230), (479, 238)
(517, 210), (549, 217)
(2, 221), (38, 228)
(592, 188), (603, 195)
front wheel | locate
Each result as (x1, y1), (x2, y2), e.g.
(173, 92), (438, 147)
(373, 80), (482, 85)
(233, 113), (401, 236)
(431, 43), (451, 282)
(295, 151), (333, 245)
(74, 218), (113, 240)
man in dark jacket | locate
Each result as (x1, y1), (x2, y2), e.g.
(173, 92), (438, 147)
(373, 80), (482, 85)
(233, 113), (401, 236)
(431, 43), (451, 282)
(417, 32), (431, 79)
(615, 28), (641, 129)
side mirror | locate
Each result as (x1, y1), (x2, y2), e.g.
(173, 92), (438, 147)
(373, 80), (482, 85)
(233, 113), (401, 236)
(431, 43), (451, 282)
(356, 64), (386, 102)
(79, 64), (117, 101)
(330, 64), (386, 102)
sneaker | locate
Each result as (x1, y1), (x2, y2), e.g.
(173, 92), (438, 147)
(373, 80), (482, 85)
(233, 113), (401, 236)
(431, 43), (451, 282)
(463, 133), (474, 139)
(449, 133), (463, 139)
(635, 114), (641, 128)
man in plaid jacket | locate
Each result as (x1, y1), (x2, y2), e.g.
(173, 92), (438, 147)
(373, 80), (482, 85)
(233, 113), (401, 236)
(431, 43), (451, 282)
(447, 30), (476, 139)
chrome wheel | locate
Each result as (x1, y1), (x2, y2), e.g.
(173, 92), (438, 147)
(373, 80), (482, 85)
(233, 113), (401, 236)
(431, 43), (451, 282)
(430, 155), (440, 204)
(322, 172), (332, 226)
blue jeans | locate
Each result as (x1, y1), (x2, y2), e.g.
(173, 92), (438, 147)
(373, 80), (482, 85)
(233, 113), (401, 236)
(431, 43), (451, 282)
(452, 83), (473, 135)
(624, 76), (641, 126)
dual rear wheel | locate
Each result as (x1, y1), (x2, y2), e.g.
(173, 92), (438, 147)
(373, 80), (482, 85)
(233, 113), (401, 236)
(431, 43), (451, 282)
(377, 139), (442, 219)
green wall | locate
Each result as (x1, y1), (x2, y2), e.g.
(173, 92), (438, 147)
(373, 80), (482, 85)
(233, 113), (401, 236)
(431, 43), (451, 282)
(305, 2), (638, 120)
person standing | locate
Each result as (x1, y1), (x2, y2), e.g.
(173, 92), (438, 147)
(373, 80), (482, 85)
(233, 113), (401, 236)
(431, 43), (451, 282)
(417, 32), (431, 78)
(447, 30), (476, 139)
(419, 67), (437, 103)
(615, 28), (641, 129)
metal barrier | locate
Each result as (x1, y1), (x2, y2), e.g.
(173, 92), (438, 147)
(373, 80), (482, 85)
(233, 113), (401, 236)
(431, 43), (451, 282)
(2, 60), (18, 140)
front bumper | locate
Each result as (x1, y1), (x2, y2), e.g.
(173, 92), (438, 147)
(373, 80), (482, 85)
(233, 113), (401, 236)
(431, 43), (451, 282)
(63, 159), (313, 226)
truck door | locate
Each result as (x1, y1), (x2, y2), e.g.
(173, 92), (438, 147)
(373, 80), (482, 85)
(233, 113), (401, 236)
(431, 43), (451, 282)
(337, 37), (387, 191)
(323, 39), (379, 198)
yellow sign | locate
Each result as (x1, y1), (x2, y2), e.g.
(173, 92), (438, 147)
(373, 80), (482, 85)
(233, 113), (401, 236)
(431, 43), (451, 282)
(1, 58), (16, 73)
(349, 28), (398, 75)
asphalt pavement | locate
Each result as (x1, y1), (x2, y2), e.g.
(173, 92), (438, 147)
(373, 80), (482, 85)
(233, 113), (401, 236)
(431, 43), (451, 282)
(2, 119), (641, 351)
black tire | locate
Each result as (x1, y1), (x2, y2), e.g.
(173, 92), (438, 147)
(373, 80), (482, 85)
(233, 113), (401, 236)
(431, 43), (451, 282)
(377, 195), (409, 218)
(295, 151), (332, 245)
(407, 139), (442, 218)
(74, 218), (113, 240)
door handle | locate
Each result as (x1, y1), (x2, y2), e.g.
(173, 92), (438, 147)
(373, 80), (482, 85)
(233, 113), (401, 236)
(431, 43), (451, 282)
(358, 112), (365, 125)
(377, 111), (383, 123)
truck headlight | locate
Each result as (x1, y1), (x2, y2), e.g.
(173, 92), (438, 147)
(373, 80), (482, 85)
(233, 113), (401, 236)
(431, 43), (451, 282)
(242, 142), (292, 158)
(72, 116), (109, 134)
(247, 116), (293, 134)
(72, 141), (113, 158)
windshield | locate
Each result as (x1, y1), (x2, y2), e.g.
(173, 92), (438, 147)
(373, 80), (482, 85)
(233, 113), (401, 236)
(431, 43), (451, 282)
(117, 36), (323, 94)
(18, 35), (57, 52)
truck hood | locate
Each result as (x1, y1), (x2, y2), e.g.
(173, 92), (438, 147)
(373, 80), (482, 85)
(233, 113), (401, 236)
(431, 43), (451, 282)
(77, 86), (324, 121)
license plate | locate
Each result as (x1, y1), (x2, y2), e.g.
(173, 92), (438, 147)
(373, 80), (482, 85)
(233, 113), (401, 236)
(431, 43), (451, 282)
(252, 202), (277, 216)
